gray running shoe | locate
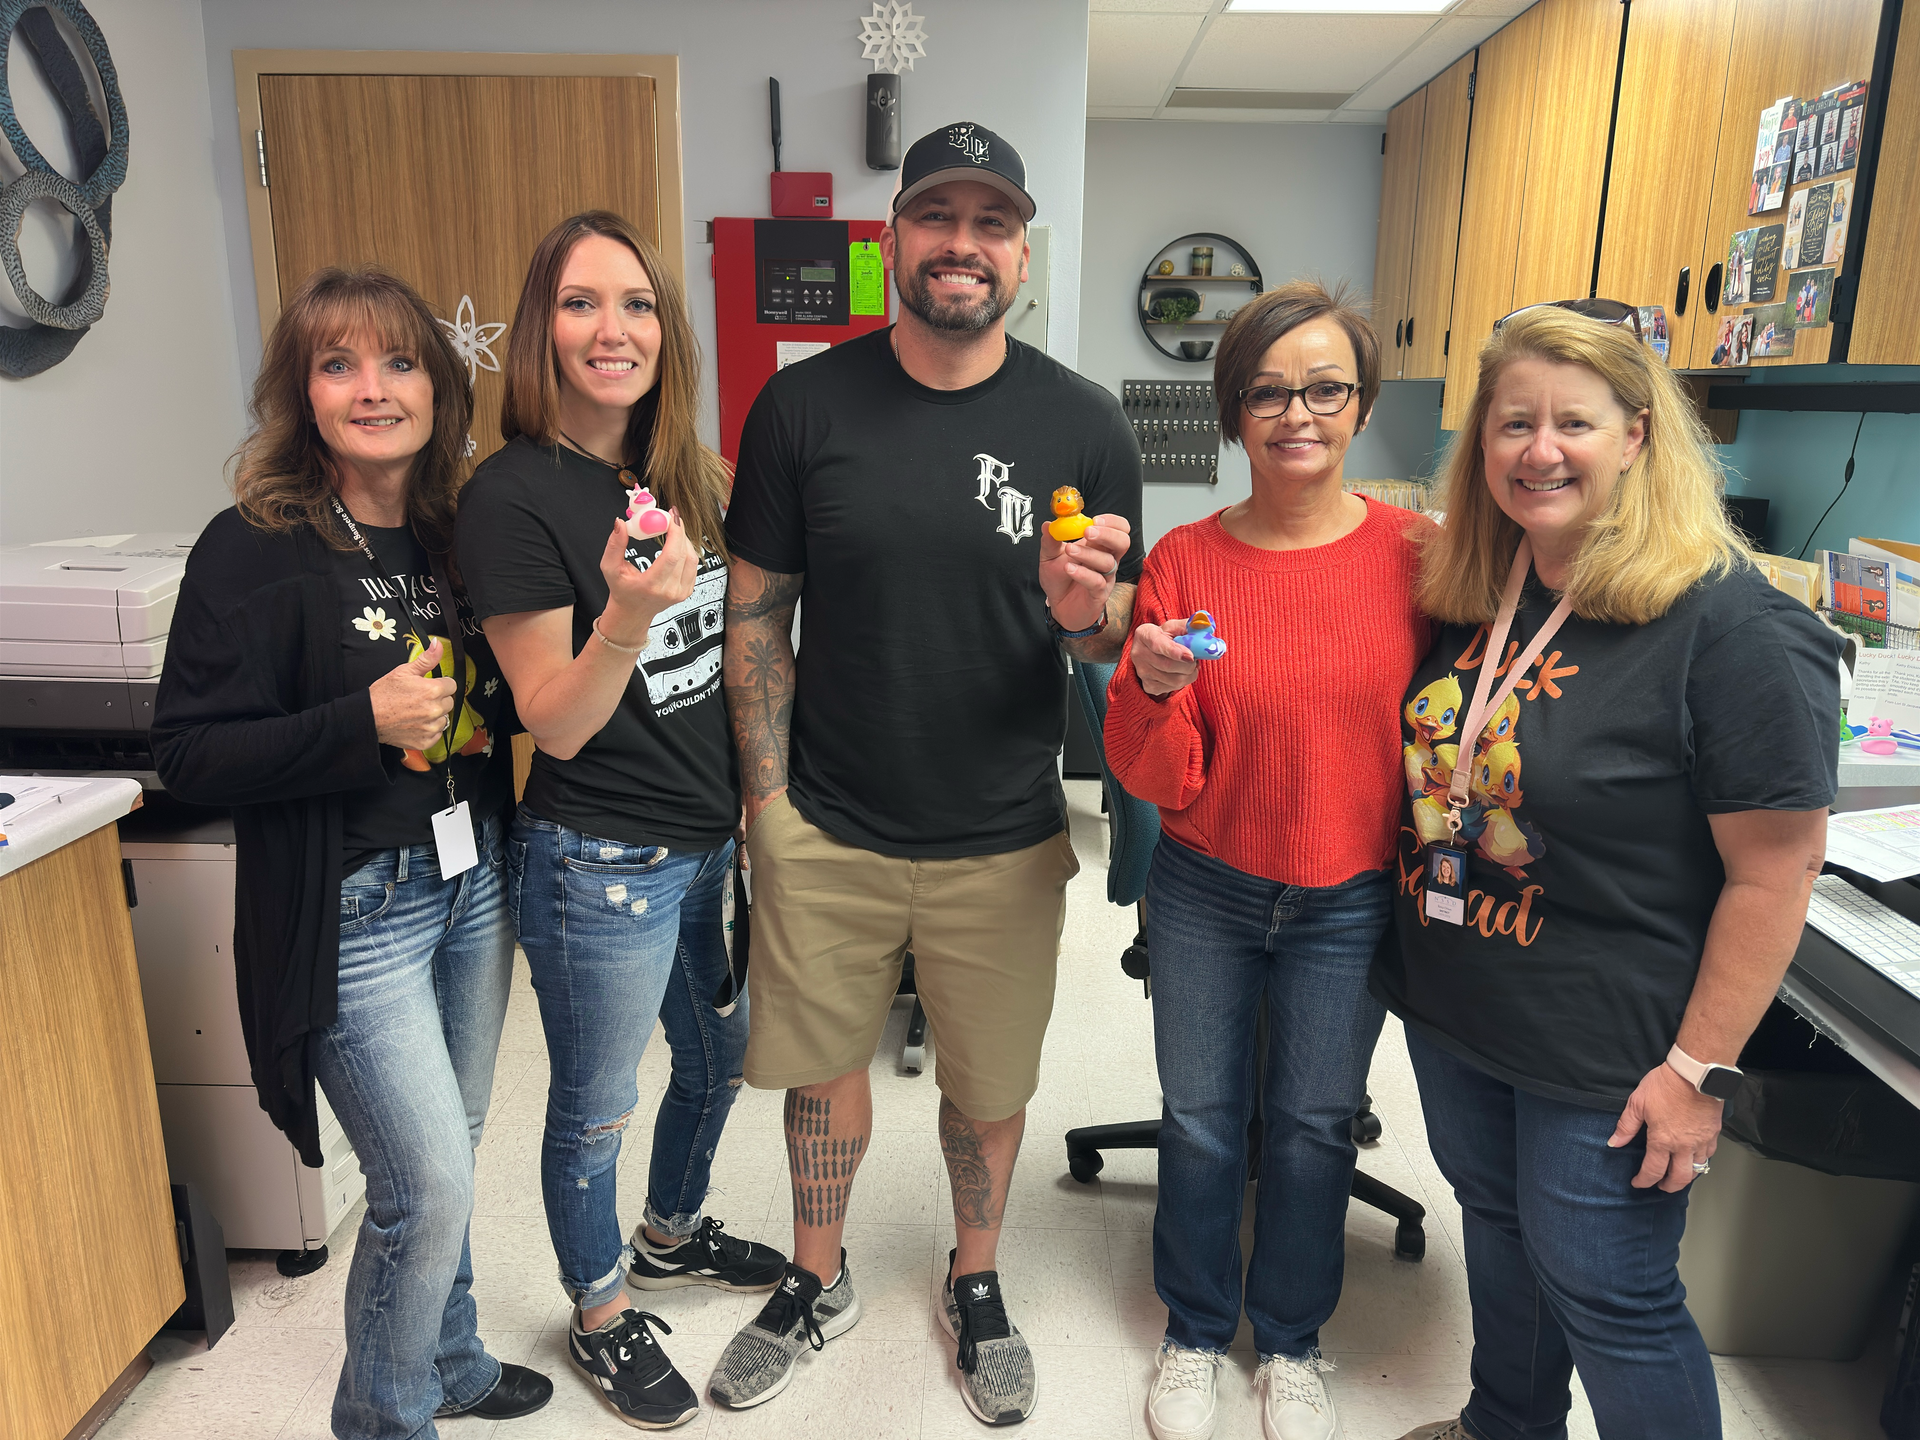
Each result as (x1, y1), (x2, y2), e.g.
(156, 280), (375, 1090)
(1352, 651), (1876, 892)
(938, 1249), (1037, 1426)
(708, 1253), (862, 1409)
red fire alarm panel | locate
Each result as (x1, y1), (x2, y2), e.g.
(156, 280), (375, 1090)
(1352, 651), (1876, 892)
(771, 171), (833, 217)
(712, 217), (890, 464)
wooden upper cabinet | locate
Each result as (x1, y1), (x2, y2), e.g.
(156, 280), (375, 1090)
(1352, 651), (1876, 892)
(1443, 11), (1538, 428)
(1683, 0), (1882, 366)
(1848, 0), (1920, 362)
(1375, 90), (1426, 380)
(1595, 0), (1738, 368)
(1406, 52), (1475, 380)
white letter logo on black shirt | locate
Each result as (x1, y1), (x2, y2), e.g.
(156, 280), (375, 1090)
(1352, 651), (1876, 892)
(973, 452), (1032, 544)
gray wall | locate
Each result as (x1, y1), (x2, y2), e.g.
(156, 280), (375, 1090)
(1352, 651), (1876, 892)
(197, 0), (1093, 434)
(0, 0), (246, 544)
(1081, 119), (1444, 546)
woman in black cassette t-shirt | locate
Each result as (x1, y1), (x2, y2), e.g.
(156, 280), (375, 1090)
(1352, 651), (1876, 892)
(456, 211), (783, 1430)
(1376, 306), (1840, 1440)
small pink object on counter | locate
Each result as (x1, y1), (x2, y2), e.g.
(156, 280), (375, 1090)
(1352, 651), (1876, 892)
(625, 484), (671, 538)
(1862, 716), (1899, 754)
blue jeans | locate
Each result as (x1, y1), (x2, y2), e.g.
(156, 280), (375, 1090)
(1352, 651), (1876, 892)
(1407, 1029), (1721, 1440)
(1146, 836), (1391, 1358)
(311, 812), (515, 1440)
(508, 806), (748, 1308)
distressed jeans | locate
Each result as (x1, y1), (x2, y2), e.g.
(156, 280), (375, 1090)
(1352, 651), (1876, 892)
(311, 813), (514, 1440)
(508, 806), (747, 1308)
(1146, 835), (1391, 1359)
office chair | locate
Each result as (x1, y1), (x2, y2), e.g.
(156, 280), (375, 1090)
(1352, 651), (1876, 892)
(1061, 660), (1427, 1263)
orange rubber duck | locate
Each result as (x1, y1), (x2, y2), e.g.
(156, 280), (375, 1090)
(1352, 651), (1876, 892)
(1046, 486), (1093, 542)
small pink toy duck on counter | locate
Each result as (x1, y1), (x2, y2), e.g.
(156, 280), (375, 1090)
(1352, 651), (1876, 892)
(1862, 716), (1900, 755)
(625, 482), (671, 538)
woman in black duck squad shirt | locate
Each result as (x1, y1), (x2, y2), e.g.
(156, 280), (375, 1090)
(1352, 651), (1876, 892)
(1376, 307), (1840, 1440)
(154, 267), (551, 1434)
(456, 212), (784, 1430)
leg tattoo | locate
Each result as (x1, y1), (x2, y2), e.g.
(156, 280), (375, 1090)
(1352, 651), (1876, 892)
(785, 1091), (864, 1227)
(939, 1095), (1000, 1232)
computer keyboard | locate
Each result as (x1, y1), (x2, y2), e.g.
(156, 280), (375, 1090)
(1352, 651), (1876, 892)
(1806, 875), (1920, 1002)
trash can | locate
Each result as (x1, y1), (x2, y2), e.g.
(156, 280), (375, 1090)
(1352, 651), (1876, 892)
(1677, 1003), (1920, 1361)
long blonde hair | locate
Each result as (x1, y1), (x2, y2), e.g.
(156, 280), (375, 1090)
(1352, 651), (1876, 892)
(500, 211), (730, 558)
(1416, 307), (1749, 626)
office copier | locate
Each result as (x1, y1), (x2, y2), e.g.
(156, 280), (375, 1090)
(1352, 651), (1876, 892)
(1, 531), (364, 1265)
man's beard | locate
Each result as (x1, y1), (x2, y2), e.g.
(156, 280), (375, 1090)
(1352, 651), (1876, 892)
(896, 257), (1015, 334)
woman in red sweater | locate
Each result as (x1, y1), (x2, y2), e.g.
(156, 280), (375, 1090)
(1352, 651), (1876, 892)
(1106, 281), (1432, 1440)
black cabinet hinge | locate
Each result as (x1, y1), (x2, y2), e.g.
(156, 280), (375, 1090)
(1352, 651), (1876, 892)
(1381, 131), (1388, 155)
(1444, 330), (1451, 357)
(122, 858), (138, 908)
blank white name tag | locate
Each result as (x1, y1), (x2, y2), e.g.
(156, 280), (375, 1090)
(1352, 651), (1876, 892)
(432, 800), (479, 879)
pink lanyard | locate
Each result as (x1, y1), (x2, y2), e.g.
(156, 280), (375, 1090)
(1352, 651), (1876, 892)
(1446, 538), (1575, 833)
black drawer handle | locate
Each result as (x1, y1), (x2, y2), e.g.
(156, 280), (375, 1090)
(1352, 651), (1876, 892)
(1395, 318), (1403, 348)
(1705, 264), (1722, 313)
(1406, 316), (1416, 348)
(1675, 266), (1690, 317)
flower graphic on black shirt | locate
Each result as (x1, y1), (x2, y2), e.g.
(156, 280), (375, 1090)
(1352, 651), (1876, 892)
(355, 606), (399, 641)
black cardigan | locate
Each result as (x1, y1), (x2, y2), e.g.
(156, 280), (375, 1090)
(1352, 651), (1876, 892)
(153, 507), (400, 1166)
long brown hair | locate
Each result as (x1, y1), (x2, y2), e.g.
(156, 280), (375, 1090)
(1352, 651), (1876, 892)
(1416, 307), (1748, 626)
(500, 211), (730, 557)
(232, 266), (472, 554)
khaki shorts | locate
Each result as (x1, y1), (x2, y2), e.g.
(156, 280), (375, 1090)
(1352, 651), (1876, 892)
(742, 792), (1080, 1121)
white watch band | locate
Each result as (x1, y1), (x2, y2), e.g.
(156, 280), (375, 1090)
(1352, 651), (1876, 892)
(1665, 1043), (1710, 1090)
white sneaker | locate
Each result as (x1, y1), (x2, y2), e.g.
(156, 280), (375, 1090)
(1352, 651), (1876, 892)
(1255, 1351), (1338, 1440)
(1146, 1341), (1224, 1440)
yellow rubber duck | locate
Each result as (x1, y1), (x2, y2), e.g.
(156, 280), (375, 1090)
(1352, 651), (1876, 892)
(400, 633), (492, 771)
(1402, 674), (1462, 799)
(1471, 740), (1546, 879)
(1046, 486), (1093, 542)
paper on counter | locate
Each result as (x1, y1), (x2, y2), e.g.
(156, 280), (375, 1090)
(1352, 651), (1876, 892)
(1847, 650), (1920, 729)
(1827, 804), (1920, 881)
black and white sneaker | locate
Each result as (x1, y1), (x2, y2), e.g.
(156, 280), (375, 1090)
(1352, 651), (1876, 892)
(568, 1306), (699, 1429)
(628, 1216), (786, 1292)
(939, 1250), (1037, 1426)
(709, 1254), (863, 1408)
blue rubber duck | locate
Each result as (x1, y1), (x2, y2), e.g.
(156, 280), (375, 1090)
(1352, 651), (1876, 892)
(1175, 610), (1227, 661)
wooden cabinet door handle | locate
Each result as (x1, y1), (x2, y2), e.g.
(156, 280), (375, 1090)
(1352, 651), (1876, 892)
(1395, 318), (1404, 348)
(1675, 266), (1690, 317)
(1406, 316), (1416, 348)
(1704, 264), (1722, 313)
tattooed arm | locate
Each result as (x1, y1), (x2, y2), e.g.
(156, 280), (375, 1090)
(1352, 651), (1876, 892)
(1060, 580), (1136, 666)
(724, 557), (804, 831)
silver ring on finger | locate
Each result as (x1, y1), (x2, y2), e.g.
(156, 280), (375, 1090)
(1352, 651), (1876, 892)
(1691, 1160), (1711, 1175)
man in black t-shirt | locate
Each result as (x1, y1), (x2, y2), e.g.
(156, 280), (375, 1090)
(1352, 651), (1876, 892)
(711, 123), (1143, 1424)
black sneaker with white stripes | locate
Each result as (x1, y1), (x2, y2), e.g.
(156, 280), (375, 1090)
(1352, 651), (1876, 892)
(627, 1216), (786, 1293)
(568, 1306), (699, 1429)
(939, 1250), (1037, 1426)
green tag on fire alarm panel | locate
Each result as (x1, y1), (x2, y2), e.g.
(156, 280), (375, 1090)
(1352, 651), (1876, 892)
(850, 241), (884, 316)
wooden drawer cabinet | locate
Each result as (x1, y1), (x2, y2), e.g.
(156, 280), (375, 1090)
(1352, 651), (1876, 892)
(1838, 0), (1920, 363)
(1405, 52), (1474, 381)
(1374, 90), (1425, 380)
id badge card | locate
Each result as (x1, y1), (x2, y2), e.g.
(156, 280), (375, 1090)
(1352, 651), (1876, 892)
(431, 800), (479, 879)
(1424, 845), (1467, 925)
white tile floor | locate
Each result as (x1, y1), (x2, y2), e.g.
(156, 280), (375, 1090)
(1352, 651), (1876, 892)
(100, 782), (1897, 1440)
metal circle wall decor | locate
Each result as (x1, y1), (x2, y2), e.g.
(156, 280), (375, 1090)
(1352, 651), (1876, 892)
(1136, 232), (1262, 364)
(0, 0), (130, 378)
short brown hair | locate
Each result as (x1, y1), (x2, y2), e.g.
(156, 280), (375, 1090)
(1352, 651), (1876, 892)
(1212, 279), (1380, 445)
(232, 266), (471, 555)
(500, 211), (729, 559)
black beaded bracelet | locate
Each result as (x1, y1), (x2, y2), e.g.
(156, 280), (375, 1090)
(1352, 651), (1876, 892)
(1046, 606), (1108, 641)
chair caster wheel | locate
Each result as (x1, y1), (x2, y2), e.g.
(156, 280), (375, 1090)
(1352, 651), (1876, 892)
(1393, 1224), (1425, 1262)
(902, 1044), (925, 1073)
(1350, 1112), (1383, 1144)
(277, 1244), (328, 1277)
(1067, 1148), (1104, 1183)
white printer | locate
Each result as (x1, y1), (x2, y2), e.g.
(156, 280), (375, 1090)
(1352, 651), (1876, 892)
(0, 531), (197, 775)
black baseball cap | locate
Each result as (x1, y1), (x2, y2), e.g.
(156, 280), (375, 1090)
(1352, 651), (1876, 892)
(892, 122), (1035, 223)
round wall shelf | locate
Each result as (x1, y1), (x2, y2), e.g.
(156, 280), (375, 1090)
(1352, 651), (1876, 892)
(1138, 232), (1263, 364)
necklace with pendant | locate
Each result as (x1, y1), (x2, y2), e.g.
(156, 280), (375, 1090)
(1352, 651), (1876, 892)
(560, 430), (640, 490)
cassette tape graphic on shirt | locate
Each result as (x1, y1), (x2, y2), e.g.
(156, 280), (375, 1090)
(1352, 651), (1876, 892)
(637, 558), (727, 707)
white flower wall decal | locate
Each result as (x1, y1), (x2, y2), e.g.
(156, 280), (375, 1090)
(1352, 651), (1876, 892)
(355, 607), (399, 641)
(437, 295), (507, 385)
(859, 1), (928, 73)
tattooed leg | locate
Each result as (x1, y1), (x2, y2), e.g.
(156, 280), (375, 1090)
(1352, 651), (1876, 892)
(938, 1094), (1027, 1275)
(785, 1070), (873, 1281)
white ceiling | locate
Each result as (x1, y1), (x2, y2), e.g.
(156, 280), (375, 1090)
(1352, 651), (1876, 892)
(1087, 0), (1535, 124)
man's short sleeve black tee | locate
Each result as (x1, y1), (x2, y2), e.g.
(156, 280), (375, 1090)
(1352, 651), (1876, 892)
(335, 523), (514, 875)
(1370, 563), (1843, 1107)
(455, 437), (737, 849)
(726, 328), (1144, 858)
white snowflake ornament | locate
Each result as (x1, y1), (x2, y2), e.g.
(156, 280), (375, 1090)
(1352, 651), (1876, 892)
(859, 2), (928, 74)
(437, 295), (507, 386)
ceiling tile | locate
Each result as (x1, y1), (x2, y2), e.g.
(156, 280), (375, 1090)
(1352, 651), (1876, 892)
(1089, 0), (1213, 11)
(1087, 11), (1209, 108)
(1451, 0), (1537, 15)
(1339, 13), (1508, 111)
(1182, 12), (1442, 91)
(1088, 106), (1163, 118)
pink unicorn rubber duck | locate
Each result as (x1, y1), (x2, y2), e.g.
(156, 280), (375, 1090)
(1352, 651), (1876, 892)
(625, 483), (671, 538)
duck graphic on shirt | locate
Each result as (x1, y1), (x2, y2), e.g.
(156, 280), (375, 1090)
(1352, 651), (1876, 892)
(1404, 680), (1546, 875)
(1470, 739), (1546, 879)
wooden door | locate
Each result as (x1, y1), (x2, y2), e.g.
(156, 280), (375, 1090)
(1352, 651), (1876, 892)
(1442, 13), (1537, 429)
(1848, 0), (1920, 362)
(1684, 0), (1882, 367)
(1405, 52), (1474, 380)
(1374, 90), (1426, 380)
(258, 74), (660, 465)
(1595, 0), (1738, 368)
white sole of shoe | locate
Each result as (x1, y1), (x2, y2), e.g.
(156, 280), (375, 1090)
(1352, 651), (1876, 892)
(933, 1275), (1038, 1426)
(1147, 1408), (1217, 1440)
(566, 1347), (700, 1429)
(708, 1291), (866, 1411)
(626, 1267), (781, 1293)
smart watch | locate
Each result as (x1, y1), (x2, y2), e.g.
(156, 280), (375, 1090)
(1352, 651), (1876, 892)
(1666, 1043), (1745, 1101)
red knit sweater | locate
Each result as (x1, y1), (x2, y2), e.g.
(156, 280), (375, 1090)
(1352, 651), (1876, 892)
(1105, 500), (1435, 887)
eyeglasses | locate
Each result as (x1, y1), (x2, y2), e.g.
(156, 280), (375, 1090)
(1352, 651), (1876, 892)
(1493, 298), (1643, 342)
(1237, 380), (1359, 418)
